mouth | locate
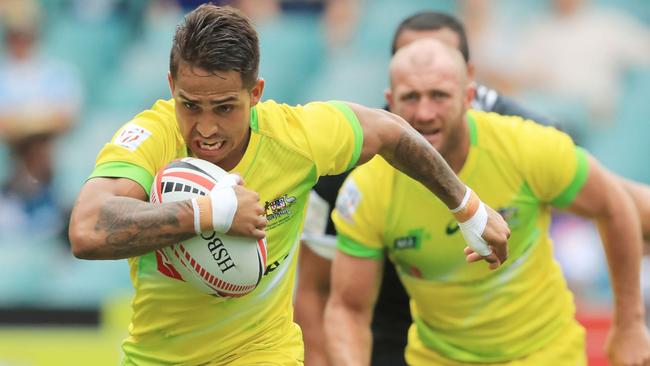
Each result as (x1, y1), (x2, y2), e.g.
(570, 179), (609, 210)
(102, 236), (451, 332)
(419, 128), (441, 139)
(194, 139), (226, 156)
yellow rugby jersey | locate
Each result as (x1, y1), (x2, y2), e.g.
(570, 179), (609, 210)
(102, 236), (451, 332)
(90, 98), (363, 365)
(332, 110), (589, 363)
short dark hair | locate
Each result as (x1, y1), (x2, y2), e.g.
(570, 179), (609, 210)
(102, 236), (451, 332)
(391, 11), (470, 63)
(170, 4), (260, 89)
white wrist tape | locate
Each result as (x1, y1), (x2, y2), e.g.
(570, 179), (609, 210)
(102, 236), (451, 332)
(191, 198), (202, 234)
(458, 201), (492, 256)
(190, 174), (241, 234)
(209, 174), (241, 233)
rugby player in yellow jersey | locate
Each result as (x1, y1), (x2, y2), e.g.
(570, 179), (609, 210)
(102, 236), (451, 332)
(326, 38), (650, 366)
(66, 4), (510, 366)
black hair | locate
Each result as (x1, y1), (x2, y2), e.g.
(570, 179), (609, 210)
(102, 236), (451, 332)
(170, 4), (260, 89)
(391, 11), (470, 62)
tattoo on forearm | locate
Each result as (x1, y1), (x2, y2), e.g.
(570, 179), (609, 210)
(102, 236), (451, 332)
(95, 198), (194, 258)
(393, 129), (462, 207)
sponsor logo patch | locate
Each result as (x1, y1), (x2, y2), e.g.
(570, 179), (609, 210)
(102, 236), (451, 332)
(335, 179), (361, 223)
(264, 194), (297, 229)
(445, 220), (460, 235)
(114, 124), (152, 151)
(393, 228), (427, 250)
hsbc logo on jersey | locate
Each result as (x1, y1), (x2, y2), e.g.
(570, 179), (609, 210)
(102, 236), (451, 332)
(114, 124), (152, 151)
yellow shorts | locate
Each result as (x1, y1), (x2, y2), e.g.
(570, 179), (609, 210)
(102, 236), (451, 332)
(121, 322), (304, 366)
(219, 321), (304, 366)
(405, 320), (586, 366)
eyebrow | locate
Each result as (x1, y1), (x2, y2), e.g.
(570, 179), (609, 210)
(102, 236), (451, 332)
(178, 92), (239, 105)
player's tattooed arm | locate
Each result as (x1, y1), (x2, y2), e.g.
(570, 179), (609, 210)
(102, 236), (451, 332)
(69, 177), (196, 260)
(388, 125), (465, 205)
(93, 197), (195, 259)
(347, 103), (465, 208)
(346, 102), (510, 268)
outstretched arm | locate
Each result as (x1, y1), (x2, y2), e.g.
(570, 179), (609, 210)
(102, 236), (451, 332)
(69, 177), (266, 260)
(615, 175), (650, 254)
(348, 102), (510, 268)
(352, 103), (462, 208)
(325, 250), (383, 366)
(566, 155), (650, 366)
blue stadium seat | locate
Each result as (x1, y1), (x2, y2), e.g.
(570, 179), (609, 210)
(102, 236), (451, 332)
(258, 13), (325, 105)
(585, 67), (650, 183)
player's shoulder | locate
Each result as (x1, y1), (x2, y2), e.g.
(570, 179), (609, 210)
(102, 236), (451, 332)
(470, 109), (567, 146)
(348, 155), (394, 189)
(254, 99), (352, 150)
(109, 99), (183, 153)
(254, 99), (345, 130)
(126, 99), (178, 133)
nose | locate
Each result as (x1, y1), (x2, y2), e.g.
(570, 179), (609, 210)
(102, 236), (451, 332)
(195, 118), (219, 138)
(413, 98), (437, 125)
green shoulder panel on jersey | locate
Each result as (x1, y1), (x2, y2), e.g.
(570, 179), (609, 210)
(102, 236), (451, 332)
(89, 161), (154, 196)
(550, 147), (589, 208)
(327, 101), (363, 171)
(337, 234), (384, 259)
(249, 105), (259, 133)
(467, 113), (478, 146)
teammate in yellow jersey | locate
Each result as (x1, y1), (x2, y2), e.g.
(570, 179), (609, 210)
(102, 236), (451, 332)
(325, 39), (650, 366)
(66, 4), (510, 365)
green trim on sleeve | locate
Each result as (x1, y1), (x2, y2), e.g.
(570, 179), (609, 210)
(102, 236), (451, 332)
(249, 106), (259, 132)
(550, 147), (589, 208)
(327, 101), (364, 171)
(337, 234), (384, 259)
(89, 161), (154, 196)
(467, 113), (478, 146)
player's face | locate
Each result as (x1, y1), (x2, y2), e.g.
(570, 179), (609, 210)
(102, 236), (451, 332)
(168, 63), (264, 171)
(387, 61), (470, 159)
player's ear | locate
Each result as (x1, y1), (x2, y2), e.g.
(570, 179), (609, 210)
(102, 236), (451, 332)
(467, 62), (476, 81)
(465, 82), (476, 109)
(249, 78), (265, 106)
(384, 87), (394, 110)
(167, 71), (175, 96)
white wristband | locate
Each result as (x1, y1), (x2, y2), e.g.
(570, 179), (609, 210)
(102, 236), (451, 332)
(457, 201), (492, 256)
(450, 187), (472, 213)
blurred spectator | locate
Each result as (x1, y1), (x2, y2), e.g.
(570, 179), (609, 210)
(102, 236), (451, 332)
(467, 0), (650, 140)
(0, 0), (82, 241)
(191, 0), (360, 50)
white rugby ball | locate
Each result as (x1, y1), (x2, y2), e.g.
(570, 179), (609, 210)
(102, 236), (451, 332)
(150, 157), (267, 297)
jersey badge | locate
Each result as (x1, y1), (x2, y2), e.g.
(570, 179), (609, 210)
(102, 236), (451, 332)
(393, 228), (428, 250)
(114, 124), (152, 152)
(264, 194), (297, 229)
(335, 179), (361, 223)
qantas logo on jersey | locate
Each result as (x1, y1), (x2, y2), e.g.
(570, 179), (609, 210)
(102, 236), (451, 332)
(394, 236), (418, 250)
(114, 124), (151, 151)
(393, 228), (428, 250)
(264, 194), (297, 229)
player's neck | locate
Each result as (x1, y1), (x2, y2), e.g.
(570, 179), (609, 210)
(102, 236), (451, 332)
(217, 128), (252, 172)
(443, 119), (470, 174)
